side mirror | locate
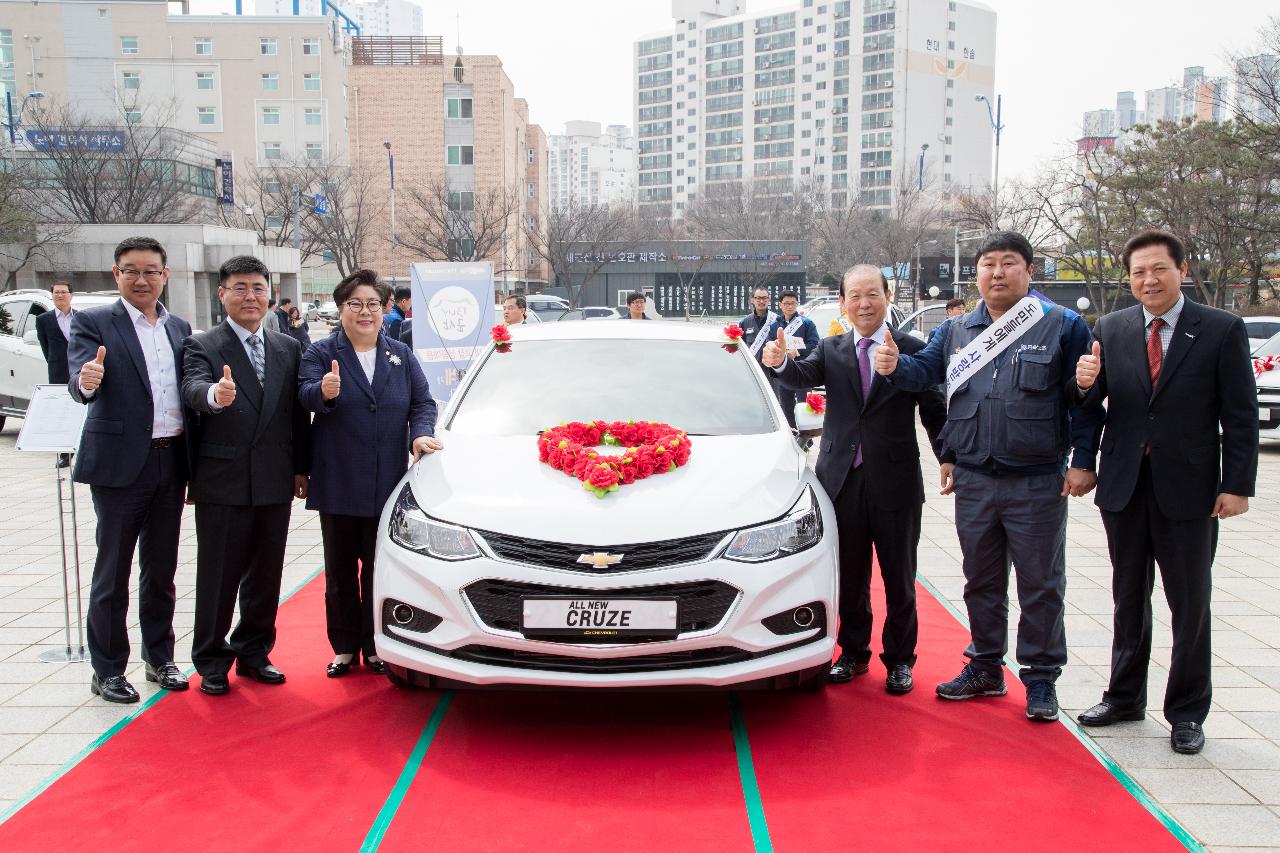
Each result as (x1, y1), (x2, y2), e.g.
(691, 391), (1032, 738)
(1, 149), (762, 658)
(23, 329), (39, 345)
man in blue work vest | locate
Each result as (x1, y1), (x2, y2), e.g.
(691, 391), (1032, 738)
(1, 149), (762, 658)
(874, 231), (1103, 724)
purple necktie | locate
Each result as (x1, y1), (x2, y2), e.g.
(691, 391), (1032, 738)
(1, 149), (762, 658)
(854, 337), (874, 467)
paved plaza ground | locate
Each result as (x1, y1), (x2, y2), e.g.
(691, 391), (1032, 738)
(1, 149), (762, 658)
(0, 415), (1277, 851)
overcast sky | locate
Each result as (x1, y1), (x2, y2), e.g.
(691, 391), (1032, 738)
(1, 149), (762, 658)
(187, 0), (1278, 180)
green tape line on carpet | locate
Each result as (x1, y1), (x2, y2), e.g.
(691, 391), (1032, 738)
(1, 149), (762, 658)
(729, 692), (775, 853)
(360, 688), (455, 852)
(914, 573), (1205, 853)
(0, 563), (326, 829)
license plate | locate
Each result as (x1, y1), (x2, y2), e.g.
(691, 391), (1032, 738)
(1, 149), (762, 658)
(521, 598), (678, 638)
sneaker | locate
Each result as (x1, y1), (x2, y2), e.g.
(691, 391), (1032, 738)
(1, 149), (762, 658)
(1025, 679), (1059, 722)
(935, 663), (1007, 700)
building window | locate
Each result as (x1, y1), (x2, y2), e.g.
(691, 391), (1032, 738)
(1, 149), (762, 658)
(263, 180), (282, 194)
(195, 72), (214, 91)
(197, 106), (216, 126)
(447, 238), (476, 258)
(446, 97), (473, 119)
(447, 191), (474, 211)
(262, 107), (280, 125)
(260, 38), (277, 56)
(263, 142), (282, 160)
(120, 36), (139, 55)
(121, 71), (140, 90)
(446, 145), (473, 165)
(304, 107), (322, 126)
(527, 181), (535, 198)
(265, 214), (284, 229)
(302, 73), (320, 92)
(194, 37), (212, 56)
(302, 38), (320, 55)
(527, 148), (535, 164)
(262, 73), (279, 91)
(124, 108), (142, 124)
(305, 143), (323, 160)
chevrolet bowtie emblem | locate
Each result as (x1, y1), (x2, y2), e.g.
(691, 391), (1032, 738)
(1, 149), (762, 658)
(576, 552), (624, 569)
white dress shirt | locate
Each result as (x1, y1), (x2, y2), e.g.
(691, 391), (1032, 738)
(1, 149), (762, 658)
(82, 300), (185, 437)
(55, 308), (74, 340)
(206, 318), (268, 412)
(355, 346), (378, 384)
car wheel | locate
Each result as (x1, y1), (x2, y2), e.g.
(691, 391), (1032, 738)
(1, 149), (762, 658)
(0, 416), (5, 432)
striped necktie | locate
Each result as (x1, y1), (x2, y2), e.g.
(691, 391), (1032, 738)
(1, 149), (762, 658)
(247, 334), (265, 384)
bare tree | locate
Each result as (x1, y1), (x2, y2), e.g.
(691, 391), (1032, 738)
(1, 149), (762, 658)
(303, 162), (386, 278)
(684, 180), (814, 293)
(526, 199), (635, 307)
(24, 97), (209, 225)
(0, 163), (73, 289)
(398, 177), (524, 276)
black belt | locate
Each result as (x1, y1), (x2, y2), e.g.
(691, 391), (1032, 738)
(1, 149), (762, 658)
(150, 436), (181, 449)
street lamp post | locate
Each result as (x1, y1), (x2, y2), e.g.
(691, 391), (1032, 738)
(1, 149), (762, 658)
(974, 93), (1004, 219)
(954, 227), (987, 302)
(4, 90), (45, 158)
(384, 141), (396, 284)
(917, 143), (929, 192)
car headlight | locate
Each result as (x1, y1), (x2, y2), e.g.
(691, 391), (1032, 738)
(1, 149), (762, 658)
(723, 486), (823, 562)
(388, 483), (481, 560)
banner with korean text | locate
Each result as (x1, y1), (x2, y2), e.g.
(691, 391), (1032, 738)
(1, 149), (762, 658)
(409, 262), (496, 403)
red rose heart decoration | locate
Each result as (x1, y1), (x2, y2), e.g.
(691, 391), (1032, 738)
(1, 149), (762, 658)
(538, 420), (693, 499)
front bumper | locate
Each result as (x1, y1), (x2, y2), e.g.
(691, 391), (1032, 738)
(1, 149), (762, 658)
(372, 530), (838, 688)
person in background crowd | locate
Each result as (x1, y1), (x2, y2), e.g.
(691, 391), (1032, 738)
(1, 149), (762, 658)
(738, 287), (775, 363)
(767, 291), (820, 434)
(928, 298), (969, 344)
(876, 231), (1103, 724)
(503, 295), (528, 325)
(1072, 229), (1258, 755)
(180, 256), (311, 696)
(262, 299), (280, 333)
(298, 270), (441, 678)
(36, 281), (76, 467)
(385, 287), (411, 340)
(68, 237), (193, 703)
(275, 297), (293, 331)
(620, 291), (649, 320)
(284, 305), (312, 349)
(766, 265), (946, 693)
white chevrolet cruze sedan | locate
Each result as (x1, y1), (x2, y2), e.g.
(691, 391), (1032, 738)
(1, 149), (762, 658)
(374, 320), (838, 689)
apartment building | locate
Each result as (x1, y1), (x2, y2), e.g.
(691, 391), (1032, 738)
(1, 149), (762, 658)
(256, 0), (424, 38)
(632, 0), (997, 217)
(347, 40), (548, 289)
(547, 120), (637, 210)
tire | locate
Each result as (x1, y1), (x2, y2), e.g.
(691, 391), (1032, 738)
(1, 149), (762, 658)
(0, 416), (6, 432)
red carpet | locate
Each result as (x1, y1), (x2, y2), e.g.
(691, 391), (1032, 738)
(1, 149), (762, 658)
(0, 568), (1191, 852)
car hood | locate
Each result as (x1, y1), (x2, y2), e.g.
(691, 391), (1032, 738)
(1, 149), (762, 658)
(408, 431), (806, 542)
(1259, 369), (1280, 390)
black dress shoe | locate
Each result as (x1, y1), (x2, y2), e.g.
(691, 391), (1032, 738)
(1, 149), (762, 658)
(885, 663), (914, 695)
(200, 673), (230, 695)
(326, 660), (353, 678)
(1171, 722), (1205, 754)
(365, 659), (388, 675)
(235, 663), (286, 685)
(828, 654), (870, 684)
(1077, 701), (1146, 727)
(90, 674), (139, 704)
(145, 661), (189, 691)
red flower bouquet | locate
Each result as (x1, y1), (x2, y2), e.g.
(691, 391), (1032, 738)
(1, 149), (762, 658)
(722, 323), (744, 345)
(805, 392), (826, 415)
(1255, 355), (1279, 377)
(538, 420), (693, 499)
(491, 324), (512, 353)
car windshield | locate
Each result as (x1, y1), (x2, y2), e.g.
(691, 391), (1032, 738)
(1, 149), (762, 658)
(446, 339), (779, 436)
(1255, 332), (1280, 358)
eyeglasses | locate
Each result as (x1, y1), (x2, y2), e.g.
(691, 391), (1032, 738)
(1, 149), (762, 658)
(118, 268), (165, 281)
(343, 300), (384, 314)
(222, 285), (269, 297)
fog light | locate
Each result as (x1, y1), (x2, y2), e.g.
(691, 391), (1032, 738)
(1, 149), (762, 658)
(792, 606), (815, 628)
(392, 604), (415, 625)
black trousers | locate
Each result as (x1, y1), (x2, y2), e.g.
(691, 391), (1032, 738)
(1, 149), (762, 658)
(192, 502), (291, 676)
(833, 466), (921, 667)
(1101, 458), (1216, 724)
(319, 512), (380, 658)
(86, 444), (185, 678)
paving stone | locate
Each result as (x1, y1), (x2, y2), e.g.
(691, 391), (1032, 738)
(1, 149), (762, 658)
(1163, 804), (1280, 847)
(1230, 769), (1280, 806)
(1128, 768), (1255, 805)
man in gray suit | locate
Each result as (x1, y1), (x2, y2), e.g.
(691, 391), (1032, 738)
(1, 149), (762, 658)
(181, 256), (311, 696)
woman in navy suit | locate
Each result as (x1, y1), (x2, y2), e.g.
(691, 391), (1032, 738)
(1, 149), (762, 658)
(298, 270), (440, 677)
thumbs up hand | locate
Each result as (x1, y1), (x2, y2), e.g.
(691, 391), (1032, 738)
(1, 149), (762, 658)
(762, 328), (786, 368)
(1076, 340), (1102, 390)
(213, 364), (237, 408)
(80, 345), (106, 391)
(321, 359), (341, 401)
(874, 330), (900, 375)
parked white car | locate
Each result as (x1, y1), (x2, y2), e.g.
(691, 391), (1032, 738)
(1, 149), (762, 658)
(1243, 316), (1280, 354)
(0, 289), (119, 430)
(374, 320), (838, 689)
(1255, 331), (1280, 441)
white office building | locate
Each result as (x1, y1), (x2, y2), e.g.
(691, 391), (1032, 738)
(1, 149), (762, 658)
(1081, 108), (1115, 139)
(632, 0), (996, 217)
(256, 0), (423, 37)
(548, 121), (637, 210)
(1235, 53), (1280, 123)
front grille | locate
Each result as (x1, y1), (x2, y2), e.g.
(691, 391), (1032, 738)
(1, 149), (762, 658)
(474, 529), (728, 572)
(448, 645), (752, 673)
(463, 579), (739, 643)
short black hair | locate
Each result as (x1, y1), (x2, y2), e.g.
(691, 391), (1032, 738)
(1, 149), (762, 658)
(1121, 229), (1185, 272)
(945, 298), (965, 310)
(504, 294), (527, 309)
(114, 236), (167, 267)
(973, 231), (1034, 267)
(219, 255), (270, 285)
(268, 298), (277, 307)
(626, 292), (646, 305)
(779, 291), (799, 302)
(51, 281), (72, 294)
(279, 296), (292, 307)
(394, 287), (411, 302)
(334, 269), (390, 305)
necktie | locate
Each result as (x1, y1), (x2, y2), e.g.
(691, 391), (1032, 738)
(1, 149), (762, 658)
(854, 337), (875, 468)
(247, 334), (265, 384)
(1146, 318), (1164, 387)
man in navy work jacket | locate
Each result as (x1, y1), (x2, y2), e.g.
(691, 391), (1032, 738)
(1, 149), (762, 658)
(874, 231), (1104, 724)
(767, 290), (821, 434)
(68, 237), (193, 704)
